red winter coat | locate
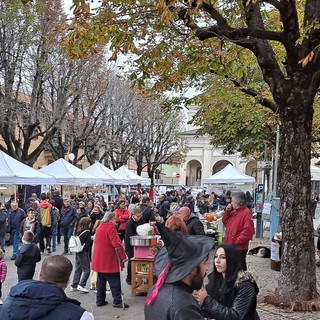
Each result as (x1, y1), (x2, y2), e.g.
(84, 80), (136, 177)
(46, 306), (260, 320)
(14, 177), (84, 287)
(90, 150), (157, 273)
(92, 221), (126, 273)
(222, 205), (254, 251)
(114, 208), (130, 231)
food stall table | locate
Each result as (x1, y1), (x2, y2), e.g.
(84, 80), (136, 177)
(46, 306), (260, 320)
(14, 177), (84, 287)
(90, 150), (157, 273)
(131, 257), (156, 296)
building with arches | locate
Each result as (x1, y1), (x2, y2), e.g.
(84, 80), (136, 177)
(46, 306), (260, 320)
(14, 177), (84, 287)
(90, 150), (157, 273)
(178, 105), (260, 190)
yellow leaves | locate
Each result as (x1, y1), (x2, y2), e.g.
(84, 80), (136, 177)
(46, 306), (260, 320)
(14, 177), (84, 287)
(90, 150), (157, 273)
(298, 51), (314, 68)
(245, 0), (258, 5)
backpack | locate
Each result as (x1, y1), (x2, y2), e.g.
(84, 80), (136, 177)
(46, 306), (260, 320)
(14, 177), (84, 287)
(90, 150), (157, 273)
(68, 230), (89, 253)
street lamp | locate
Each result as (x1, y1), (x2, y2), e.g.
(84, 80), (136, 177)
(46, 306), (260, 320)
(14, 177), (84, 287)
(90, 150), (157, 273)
(68, 153), (75, 164)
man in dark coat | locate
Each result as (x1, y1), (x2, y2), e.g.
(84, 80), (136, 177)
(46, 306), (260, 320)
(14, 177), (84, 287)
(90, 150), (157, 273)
(179, 207), (205, 236)
(157, 194), (170, 220)
(60, 199), (78, 255)
(124, 207), (144, 285)
(139, 197), (156, 223)
(0, 204), (7, 252)
(52, 190), (64, 245)
(7, 201), (26, 260)
(144, 223), (214, 320)
(0, 255), (93, 319)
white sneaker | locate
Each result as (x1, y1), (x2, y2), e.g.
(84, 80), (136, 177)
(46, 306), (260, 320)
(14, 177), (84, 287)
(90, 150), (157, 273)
(77, 285), (89, 293)
(70, 287), (77, 292)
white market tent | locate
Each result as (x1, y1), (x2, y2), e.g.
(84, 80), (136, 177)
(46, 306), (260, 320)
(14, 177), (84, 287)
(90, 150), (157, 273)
(0, 151), (56, 185)
(203, 164), (255, 184)
(311, 165), (320, 181)
(83, 162), (129, 185)
(39, 158), (102, 185)
(115, 165), (151, 185)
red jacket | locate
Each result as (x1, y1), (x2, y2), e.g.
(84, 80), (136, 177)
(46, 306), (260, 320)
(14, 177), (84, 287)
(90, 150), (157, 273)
(114, 208), (130, 231)
(222, 205), (254, 251)
(92, 221), (126, 273)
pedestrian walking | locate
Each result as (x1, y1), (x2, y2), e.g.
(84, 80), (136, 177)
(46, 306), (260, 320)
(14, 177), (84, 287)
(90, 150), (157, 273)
(15, 231), (41, 282)
(92, 212), (128, 308)
(70, 217), (92, 293)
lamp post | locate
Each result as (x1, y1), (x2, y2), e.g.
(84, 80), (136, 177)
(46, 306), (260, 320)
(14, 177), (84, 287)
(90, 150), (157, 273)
(68, 153), (75, 164)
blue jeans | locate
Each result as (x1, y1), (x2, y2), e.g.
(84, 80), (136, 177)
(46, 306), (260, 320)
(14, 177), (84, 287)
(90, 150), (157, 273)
(61, 225), (74, 253)
(51, 225), (57, 249)
(11, 230), (20, 256)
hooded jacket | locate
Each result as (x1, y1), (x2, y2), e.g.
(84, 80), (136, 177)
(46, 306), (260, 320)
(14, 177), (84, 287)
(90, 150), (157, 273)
(202, 271), (260, 320)
(15, 242), (41, 281)
(0, 280), (92, 320)
(38, 200), (53, 227)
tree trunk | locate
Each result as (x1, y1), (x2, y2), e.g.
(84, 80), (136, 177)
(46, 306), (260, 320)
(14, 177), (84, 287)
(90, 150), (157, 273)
(278, 90), (317, 300)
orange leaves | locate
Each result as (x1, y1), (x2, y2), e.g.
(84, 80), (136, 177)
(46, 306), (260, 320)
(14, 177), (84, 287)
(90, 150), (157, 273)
(108, 50), (118, 62)
(298, 51), (314, 68)
(157, 0), (171, 24)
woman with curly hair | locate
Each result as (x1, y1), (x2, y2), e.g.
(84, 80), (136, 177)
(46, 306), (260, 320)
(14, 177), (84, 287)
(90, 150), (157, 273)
(193, 243), (260, 320)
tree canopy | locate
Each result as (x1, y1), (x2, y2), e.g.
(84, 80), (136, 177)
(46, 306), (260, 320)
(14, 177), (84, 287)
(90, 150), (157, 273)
(60, 0), (320, 304)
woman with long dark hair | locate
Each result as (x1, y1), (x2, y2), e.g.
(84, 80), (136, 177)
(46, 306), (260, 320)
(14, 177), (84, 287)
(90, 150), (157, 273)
(193, 243), (260, 320)
(70, 217), (92, 293)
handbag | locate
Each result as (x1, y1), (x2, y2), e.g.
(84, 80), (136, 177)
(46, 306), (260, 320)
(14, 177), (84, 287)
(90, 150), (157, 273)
(314, 224), (320, 237)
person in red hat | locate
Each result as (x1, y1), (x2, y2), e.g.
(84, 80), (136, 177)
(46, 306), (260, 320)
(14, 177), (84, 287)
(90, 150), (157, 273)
(144, 223), (214, 319)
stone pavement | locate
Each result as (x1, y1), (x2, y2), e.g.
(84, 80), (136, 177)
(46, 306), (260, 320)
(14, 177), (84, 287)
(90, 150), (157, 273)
(2, 207), (320, 320)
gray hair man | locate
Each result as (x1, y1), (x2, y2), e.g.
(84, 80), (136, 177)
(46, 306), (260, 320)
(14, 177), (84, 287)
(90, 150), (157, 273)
(222, 191), (255, 271)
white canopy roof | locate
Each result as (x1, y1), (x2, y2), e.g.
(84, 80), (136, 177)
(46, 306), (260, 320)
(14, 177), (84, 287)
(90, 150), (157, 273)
(203, 164), (255, 184)
(83, 162), (129, 185)
(39, 158), (102, 185)
(311, 165), (320, 181)
(115, 165), (151, 185)
(0, 151), (56, 185)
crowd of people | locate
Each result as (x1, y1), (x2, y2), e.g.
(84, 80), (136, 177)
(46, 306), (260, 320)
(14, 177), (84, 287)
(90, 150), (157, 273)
(0, 187), (260, 319)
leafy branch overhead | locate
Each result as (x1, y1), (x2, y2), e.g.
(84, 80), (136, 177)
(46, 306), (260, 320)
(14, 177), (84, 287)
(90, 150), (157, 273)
(54, 0), (320, 303)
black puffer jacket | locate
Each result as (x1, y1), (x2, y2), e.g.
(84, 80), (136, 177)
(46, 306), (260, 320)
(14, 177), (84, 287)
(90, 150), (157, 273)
(202, 271), (260, 320)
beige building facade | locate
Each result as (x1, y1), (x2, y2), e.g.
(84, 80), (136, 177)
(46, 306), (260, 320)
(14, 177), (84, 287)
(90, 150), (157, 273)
(177, 105), (260, 191)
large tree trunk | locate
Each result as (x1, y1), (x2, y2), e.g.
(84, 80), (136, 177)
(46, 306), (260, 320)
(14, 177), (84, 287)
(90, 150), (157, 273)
(278, 90), (317, 300)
